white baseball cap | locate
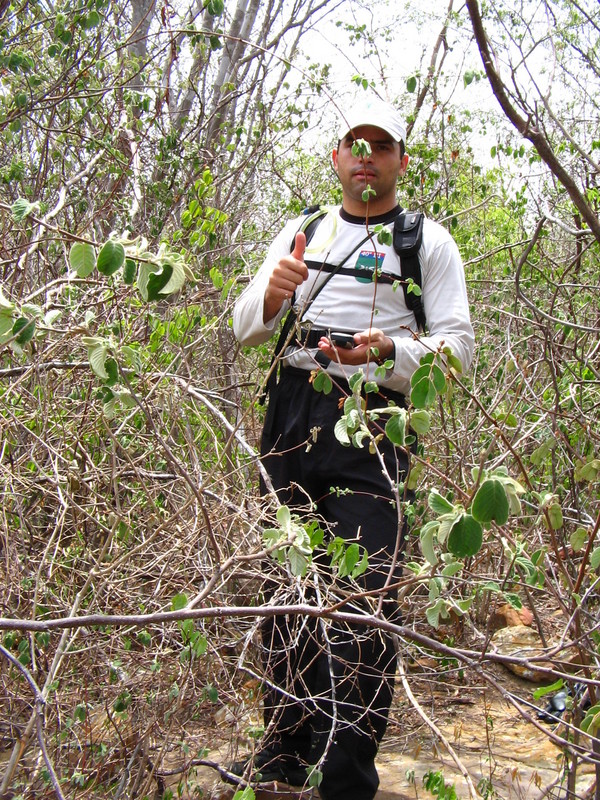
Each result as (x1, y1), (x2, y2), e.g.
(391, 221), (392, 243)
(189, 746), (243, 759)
(338, 99), (407, 145)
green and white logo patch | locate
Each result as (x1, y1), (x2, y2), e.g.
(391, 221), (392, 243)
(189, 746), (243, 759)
(354, 250), (384, 283)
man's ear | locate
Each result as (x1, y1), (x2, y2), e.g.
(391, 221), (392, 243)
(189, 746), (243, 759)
(332, 148), (339, 172)
(399, 153), (409, 176)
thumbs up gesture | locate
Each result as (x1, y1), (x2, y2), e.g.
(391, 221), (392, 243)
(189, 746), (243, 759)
(263, 232), (309, 323)
(290, 231), (306, 263)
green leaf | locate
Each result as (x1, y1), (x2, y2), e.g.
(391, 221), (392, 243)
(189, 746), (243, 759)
(158, 258), (189, 295)
(12, 317), (35, 345)
(288, 547), (309, 577)
(123, 258), (137, 285)
(308, 767), (323, 788)
(426, 598), (447, 629)
(204, 684), (218, 702)
(11, 198), (37, 222)
(406, 460), (424, 491)
(137, 263), (158, 301)
(530, 439), (554, 466)
(420, 522), (439, 566)
(209, 266), (223, 289)
(546, 501), (563, 530)
(441, 561), (463, 577)
(0, 287), (15, 312)
(352, 549), (369, 578)
(590, 547), (600, 571)
(570, 528), (588, 553)
(88, 344), (109, 380)
(447, 514), (483, 558)
(374, 225), (393, 246)
(334, 417), (351, 446)
(471, 479), (509, 525)
(171, 593), (188, 610)
(69, 242), (96, 277)
(410, 364), (430, 386)
(581, 705), (600, 735)
(104, 358), (119, 386)
(352, 139), (372, 158)
(114, 690), (131, 712)
(481, 580), (501, 593)
(146, 263), (174, 300)
(97, 240), (125, 276)
(338, 543), (360, 576)
(81, 335), (104, 347)
(385, 412), (406, 445)
(430, 364), (446, 392)
(0, 315), (14, 344)
(348, 371), (364, 393)
(21, 303), (42, 318)
(444, 350), (463, 374)
(428, 489), (455, 515)
(532, 679), (564, 701)
(352, 428), (370, 448)
(137, 630), (152, 646)
(409, 409), (430, 435)
(505, 592), (523, 609)
(575, 458), (600, 482)
(82, 10), (100, 28)
(312, 370), (333, 395)
(410, 376), (437, 408)
(192, 633), (208, 657)
(406, 75), (417, 93)
(233, 787), (256, 800)
(437, 514), (457, 545)
(205, 0), (224, 15)
(405, 278), (421, 297)
(276, 505), (292, 530)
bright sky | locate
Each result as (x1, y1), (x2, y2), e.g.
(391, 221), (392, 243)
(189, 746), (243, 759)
(294, 0), (502, 160)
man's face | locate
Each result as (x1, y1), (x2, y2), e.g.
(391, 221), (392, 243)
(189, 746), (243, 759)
(332, 125), (408, 215)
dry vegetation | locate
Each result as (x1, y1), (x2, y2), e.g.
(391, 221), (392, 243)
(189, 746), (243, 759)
(0, 0), (599, 798)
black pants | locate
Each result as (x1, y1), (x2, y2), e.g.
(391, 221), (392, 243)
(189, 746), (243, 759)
(260, 368), (410, 800)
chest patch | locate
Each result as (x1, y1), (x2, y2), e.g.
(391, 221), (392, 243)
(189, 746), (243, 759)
(354, 250), (384, 283)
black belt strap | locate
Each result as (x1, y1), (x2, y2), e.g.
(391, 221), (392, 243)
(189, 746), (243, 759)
(304, 260), (398, 285)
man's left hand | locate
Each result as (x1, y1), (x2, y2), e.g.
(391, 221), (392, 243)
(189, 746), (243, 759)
(317, 328), (394, 366)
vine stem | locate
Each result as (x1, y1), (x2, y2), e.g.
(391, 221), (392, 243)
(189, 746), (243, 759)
(397, 651), (480, 799)
(0, 644), (66, 799)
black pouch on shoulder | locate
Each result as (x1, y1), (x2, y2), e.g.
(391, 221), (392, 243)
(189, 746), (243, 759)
(393, 211), (424, 256)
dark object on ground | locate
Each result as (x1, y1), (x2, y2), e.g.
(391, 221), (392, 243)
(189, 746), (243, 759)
(537, 683), (589, 724)
(224, 746), (308, 787)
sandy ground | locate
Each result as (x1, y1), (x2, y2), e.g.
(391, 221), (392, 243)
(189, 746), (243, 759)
(176, 669), (595, 800)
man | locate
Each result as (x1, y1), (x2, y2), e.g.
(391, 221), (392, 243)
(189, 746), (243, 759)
(231, 97), (474, 800)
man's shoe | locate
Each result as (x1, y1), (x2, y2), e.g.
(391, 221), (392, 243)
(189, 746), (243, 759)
(225, 746), (308, 786)
(281, 762), (311, 787)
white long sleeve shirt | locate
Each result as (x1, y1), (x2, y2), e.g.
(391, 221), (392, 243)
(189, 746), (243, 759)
(233, 205), (474, 397)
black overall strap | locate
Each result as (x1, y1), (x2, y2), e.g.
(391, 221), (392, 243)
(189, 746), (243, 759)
(393, 211), (426, 331)
(260, 223), (375, 403)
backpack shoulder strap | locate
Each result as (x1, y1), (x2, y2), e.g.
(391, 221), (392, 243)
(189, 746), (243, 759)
(289, 205), (328, 252)
(261, 207), (328, 403)
(393, 211), (426, 332)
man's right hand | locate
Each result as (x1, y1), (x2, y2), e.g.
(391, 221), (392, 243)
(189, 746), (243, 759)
(263, 232), (309, 323)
